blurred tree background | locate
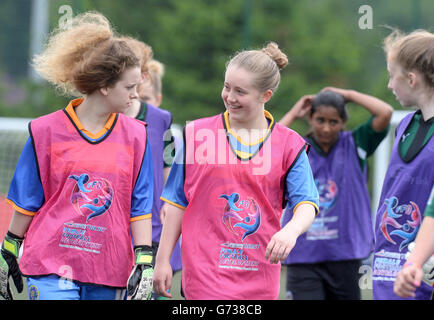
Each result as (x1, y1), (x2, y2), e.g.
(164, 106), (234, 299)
(0, 0), (433, 136)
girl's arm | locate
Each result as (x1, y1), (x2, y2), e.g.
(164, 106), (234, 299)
(407, 216), (434, 268)
(322, 87), (393, 132)
(394, 216), (434, 298)
(265, 203), (316, 264)
(279, 95), (315, 128)
(153, 203), (184, 298)
(7, 211), (33, 238)
(130, 218), (152, 247)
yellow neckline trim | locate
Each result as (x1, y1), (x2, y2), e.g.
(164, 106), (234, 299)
(223, 110), (274, 146)
(65, 98), (117, 140)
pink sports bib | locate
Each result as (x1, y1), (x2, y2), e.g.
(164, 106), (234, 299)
(20, 103), (147, 288)
(181, 113), (307, 299)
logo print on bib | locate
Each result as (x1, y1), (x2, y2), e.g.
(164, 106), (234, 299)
(68, 173), (114, 222)
(316, 179), (338, 216)
(380, 196), (421, 251)
(220, 193), (261, 241)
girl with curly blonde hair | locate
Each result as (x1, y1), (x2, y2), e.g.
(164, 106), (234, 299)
(0, 12), (154, 300)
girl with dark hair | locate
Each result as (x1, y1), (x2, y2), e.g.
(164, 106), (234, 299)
(279, 87), (393, 300)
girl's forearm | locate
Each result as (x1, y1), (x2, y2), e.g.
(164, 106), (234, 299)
(407, 216), (434, 267)
(131, 217), (152, 247)
(283, 203), (316, 237)
(155, 203), (184, 263)
(7, 211), (33, 238)
(279, 111), (296, 128)
(347, 90), (393, 131)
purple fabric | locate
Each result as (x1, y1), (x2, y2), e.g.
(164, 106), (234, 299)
(282, 131), (374, 263)
(372, 112), (433, 300)
(144, 104), (182, 271)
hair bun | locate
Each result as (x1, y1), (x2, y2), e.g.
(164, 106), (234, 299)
(262, 42), (289, 70)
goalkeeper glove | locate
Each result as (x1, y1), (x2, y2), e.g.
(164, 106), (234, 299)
(405, 242), (434, 286)
(127, 245), (154, 300)
(0, 232), (24, 300)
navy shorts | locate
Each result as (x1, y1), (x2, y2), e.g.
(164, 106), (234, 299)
(27, 275), (127, 300)
(286, 259), (362, 300)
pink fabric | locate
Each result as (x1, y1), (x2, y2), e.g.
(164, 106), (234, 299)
(182, 114), (307, 299)
(20, 109), (147, 287)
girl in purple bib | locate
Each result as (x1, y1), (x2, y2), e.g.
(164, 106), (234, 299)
(372, 29), (434, 300)
(280, 88), (393, 299)
(121, 38), (182, 298)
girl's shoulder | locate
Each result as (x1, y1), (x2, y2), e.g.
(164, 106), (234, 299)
(273, 122), (302, 137)
(186, 113), (222, 130)
(146, 103), (172, 122)
(30, 109), (66, 130)
(118, 112), (147, 135)
(273, 123), (309, 148)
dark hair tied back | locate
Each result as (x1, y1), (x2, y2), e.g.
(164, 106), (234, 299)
(311, 91), (348, 122)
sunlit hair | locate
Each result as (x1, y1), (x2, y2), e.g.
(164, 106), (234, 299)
(118, 36), (153, 78)
(146, 59), (165, 98)
(32, 11), (140, 96)
(226, 42), (288, 93)
(383, 28), (434, 87)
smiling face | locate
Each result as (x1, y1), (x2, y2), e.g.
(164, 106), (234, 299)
(104, 66), (142, 113)
(222, 65), (272, 129)
(308, 105), (345, 150)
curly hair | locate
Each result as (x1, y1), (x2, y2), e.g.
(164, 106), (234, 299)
(32, 11), (140, 96)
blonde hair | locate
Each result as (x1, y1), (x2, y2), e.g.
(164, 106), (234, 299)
(146, 59), (165, 97)
(383, 29), (434, 87)
(33, 12), (140, 96)
(226, 42), (288, 93)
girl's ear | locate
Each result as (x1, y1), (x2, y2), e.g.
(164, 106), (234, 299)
(156, 93), (163, 107)
(261, 89), (273, 103)
(307, 112), (313, 126)
(100, 87), (109, 96)
(408, 71), (418, 88)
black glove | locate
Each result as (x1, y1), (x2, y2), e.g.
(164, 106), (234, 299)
(0, 232), (24, 300)
(127, 245), (154, 300)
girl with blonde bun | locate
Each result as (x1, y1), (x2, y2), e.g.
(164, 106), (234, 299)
(153, 42), (319, 300)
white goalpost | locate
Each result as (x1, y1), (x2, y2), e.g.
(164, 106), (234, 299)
(0, 117), (31, 196)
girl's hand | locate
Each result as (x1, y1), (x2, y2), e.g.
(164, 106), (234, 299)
(393, 262), (423, 298)
(153, 260), (173, 298)
(265, 227), (298, 264)
(290, 95), (315, 120)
